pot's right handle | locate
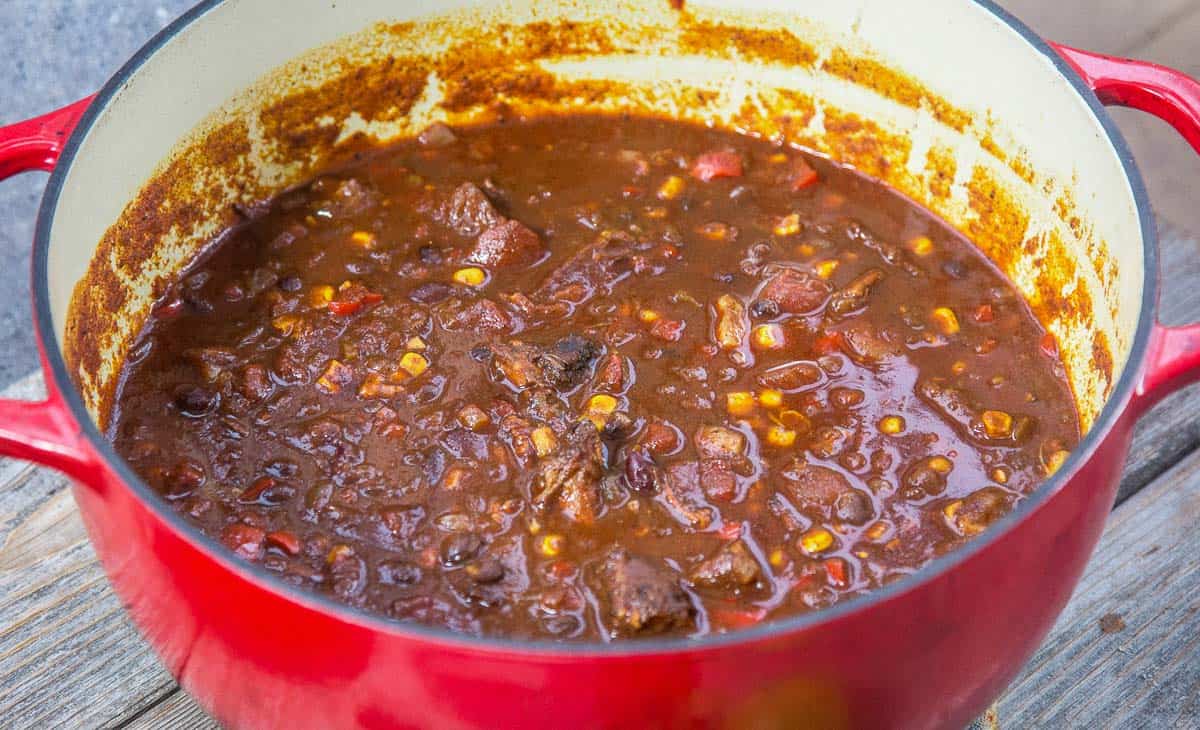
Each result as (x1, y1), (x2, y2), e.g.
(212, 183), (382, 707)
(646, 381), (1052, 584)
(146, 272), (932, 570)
(0, 97), (101, 483)
(1052, 44), (1200, 411)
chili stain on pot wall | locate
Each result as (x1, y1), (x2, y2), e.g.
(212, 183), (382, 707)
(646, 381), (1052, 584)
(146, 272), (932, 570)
(64, 0), (1118, 435)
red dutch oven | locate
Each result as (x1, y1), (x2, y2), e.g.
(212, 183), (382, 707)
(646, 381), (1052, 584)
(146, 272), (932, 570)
(2, 2), (1200, 728)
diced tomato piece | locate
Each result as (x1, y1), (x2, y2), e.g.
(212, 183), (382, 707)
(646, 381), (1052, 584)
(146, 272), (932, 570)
(710, 605), (767, 630)
(649, 318), (685, 342)
(972, 303), (994, 323)
(691, 151), (744, 182)
(812, 331), (843, 355)
(363, 292), (384, 305)
(621, 185), (643, 199)
(789, 158), (819, 191)
(266, 530), (302, 555)
(1039, 332), (1058, 358)
(239, 476), (276, 503)
(824, 557), (850, 588)
(717, 521), (743, 541)
(327, 299), (363, 316)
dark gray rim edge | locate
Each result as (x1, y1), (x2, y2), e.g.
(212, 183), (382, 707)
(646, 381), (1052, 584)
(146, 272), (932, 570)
(31, 0), (1159, 658)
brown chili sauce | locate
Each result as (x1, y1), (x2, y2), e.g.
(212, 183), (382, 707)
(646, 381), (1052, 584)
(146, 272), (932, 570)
(109, 115), (1079, 640)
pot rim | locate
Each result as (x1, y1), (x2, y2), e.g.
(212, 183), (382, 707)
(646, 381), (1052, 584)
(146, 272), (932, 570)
(32, 0), (1159, 657)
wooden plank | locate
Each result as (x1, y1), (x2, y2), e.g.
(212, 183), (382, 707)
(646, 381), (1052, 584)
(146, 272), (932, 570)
(996, 0), (1196, 55)
(122, 688), (217, 730)
(998, 445), (1200, 727)
(0, 373), (178, 728)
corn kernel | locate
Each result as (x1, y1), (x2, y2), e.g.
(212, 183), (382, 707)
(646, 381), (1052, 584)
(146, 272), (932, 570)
(758, 389), (784, 409)
(398, 352), (429, 378)
(406, 336), (427, 351)
(768, 549), (786, 567)
(726, 392), (756, 418)
(350, 230), (377, 248)
(657, 175), (686, 200)
(951, 360), (968, 375)
(458, 405), (491, 431)
(1044, 449), (1070, 475)
(271, 314), (301, 336)
(878, 415), (906, 435)
(696, 222), (734, 241)
(909, 235), (934, 256)
(752, 323), (785, 351)
(531, 427), (558, 457)
(774, 213), (801, 236)
(769, 152), (790, 164)
(309, 285), (335, 308)
(942, 499), (963, 521)
(766, 425), (797, 447)
(453, 267), (486, 286)
(815, 259), (840, 279)
(777, 410), (810, 432)
(638, 309), (660, 324)
(799, 527), (834, 554)
(991, 467), (1009, 484)
(538, 533), (565, 557)
(865, 521), (891, 541)
(586, 394), (618, 415)
(981, 410), (1013, 439)
(932, 307), (960, 335)
(928, 456), (954, 474)
(316, 359), (351, 394)
(443, 467), (468, 490)
(528, 517), (541, 535)
(358, 373), (402, 399)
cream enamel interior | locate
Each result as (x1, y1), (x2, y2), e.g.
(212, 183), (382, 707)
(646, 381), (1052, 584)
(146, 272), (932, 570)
(51, 0), (1143, 433)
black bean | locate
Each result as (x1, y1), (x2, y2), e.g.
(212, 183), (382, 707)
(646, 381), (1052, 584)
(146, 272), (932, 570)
(441, 532), (484, 566)
(942, 259), (968, 279)
(278, 275), (303, 292)
(465, 557), (505, 584)
(409, 282), (453, 304)
(378, 560), (423, 586)
(749, 299), (780, 319)
(623, 449), (661, 493)
(173, 385), (218, 417)
(418, 245), (443, 265)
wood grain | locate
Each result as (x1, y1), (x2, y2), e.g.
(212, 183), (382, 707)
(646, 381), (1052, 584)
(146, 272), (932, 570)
(998, 448), (1200, 727)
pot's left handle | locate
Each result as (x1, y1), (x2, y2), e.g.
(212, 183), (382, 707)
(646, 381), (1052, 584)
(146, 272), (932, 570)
(1052, 44), (1200, 412)
(0, 97), (102, 483)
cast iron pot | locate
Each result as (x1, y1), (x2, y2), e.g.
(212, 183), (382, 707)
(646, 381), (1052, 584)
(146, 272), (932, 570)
(2, 1), (1199, 727)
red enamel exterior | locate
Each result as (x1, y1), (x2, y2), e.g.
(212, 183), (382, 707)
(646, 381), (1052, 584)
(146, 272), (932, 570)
(1, 39), (1199, 729)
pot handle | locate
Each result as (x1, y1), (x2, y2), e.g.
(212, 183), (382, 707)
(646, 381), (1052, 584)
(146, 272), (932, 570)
(1052, 44), (1200, 410)
(0, 97), (100, 483)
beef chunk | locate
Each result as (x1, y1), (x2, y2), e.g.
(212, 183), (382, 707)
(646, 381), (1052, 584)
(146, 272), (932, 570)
(827, 268), (883, 318)
(490, 343), (544, 389)
(442, 182), (504, 237)
(312, 177), (377, 219)
(660, 462), (715, 529)
(469, 219), (544, 268)
(520, 387), (569, 426)
(597, 550), (694, 636)
(491, 336), (601, 391)
(758, 267), (830, 314)
(419, 122), (458, 147)
(840, 322), (900, 365)
(689, 540), (760, 591)
(534, 335), (601, 389)
(532, 422), (605, 524)
(757, 361), (823, 392)
(781, 461), (874, 524)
